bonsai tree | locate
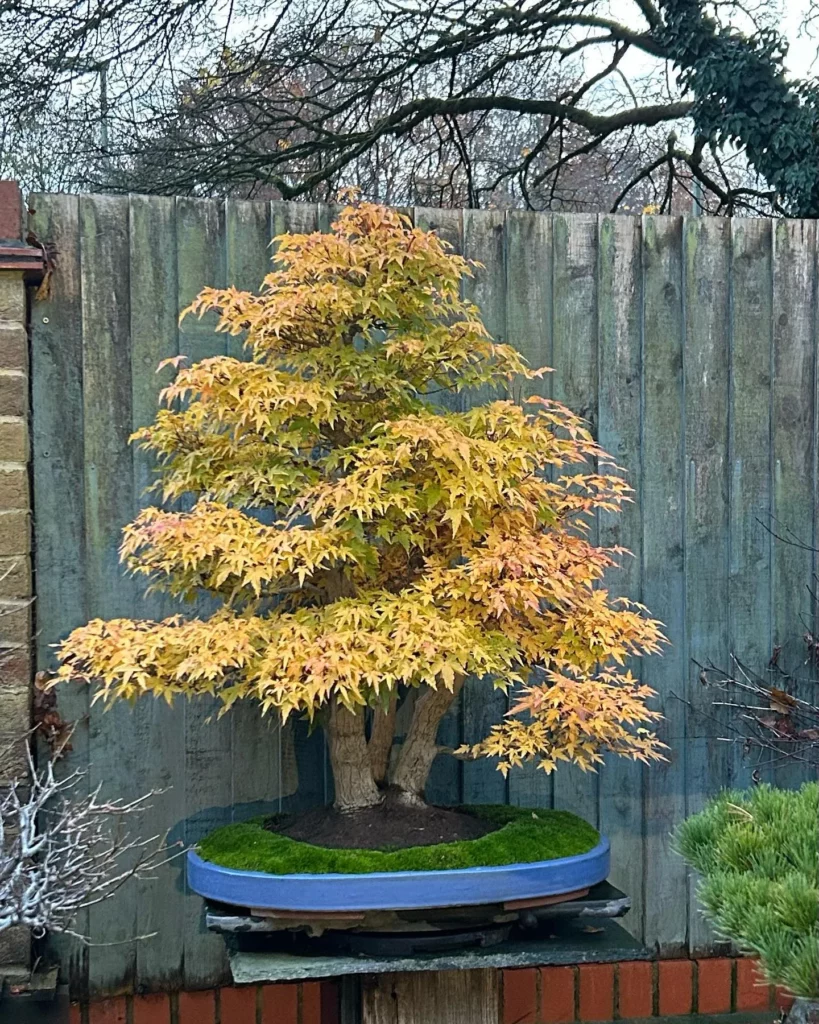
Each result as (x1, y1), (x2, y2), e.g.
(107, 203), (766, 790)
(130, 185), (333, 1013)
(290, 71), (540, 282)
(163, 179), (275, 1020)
(676, 783), (818, 1000)
(55, 202), (665, 818)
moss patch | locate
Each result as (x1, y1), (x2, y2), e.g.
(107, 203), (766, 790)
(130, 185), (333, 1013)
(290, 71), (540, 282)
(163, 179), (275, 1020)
(197, 805), (599, 875)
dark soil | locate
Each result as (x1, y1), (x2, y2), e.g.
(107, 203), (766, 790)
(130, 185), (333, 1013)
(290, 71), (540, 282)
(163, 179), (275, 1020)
(266, 800), (498, 850)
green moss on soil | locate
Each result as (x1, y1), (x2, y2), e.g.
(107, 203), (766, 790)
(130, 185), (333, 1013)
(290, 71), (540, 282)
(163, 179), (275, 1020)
(197, 805), (599, 875)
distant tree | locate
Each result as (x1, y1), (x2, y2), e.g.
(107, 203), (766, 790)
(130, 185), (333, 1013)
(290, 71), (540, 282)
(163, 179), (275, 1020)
(121, 52), (698, 212)
(1, 0), (817, 213)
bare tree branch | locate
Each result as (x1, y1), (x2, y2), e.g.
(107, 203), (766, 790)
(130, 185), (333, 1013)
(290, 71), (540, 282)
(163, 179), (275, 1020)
(1, 0), (814, 214)
(0, 740), (182, 938)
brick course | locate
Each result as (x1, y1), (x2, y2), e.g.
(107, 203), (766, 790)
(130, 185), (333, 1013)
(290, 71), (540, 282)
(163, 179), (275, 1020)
(88, 997), (128, 1024)
(177, 989), (217, 1024)
(775, 986), (796, 1014)
(500, 957), (776, 1024)
(577, 964), (614, 1022)
(736, 958), (771, 1012)
(539, 966), (575, 1024)
(657, 959), (694, 1016)
(69, 961), (785, 1024)
(262, 982), (299, 1024)
(0, 370), (27, 418)
(0, 180), (23, 239)
(0, 182), (33, 971)
(0, 324), (27, 371)
(220, 984), (258, 1023)
(77, 982), (340, 1024)
(131, 992), (170, 1024)
(696, 957), (732, 1014)
(617, 961), (653, 1019)
(0, 509), (30, 556)
(504, 967), (538, 1024)
(0, 419), (28, 464)
(0, 553), (30, 598)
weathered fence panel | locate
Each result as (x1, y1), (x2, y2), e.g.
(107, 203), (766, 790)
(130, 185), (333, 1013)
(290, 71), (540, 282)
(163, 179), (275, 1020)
(28, 195), (818, 995)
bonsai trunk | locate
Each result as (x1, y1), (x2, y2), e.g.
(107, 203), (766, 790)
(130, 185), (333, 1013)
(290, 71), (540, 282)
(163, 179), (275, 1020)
(325, 680), (462, 814)
(326, 702), (384, 813)
(391, 679), (464, 808)
(369, 693), (398, 786)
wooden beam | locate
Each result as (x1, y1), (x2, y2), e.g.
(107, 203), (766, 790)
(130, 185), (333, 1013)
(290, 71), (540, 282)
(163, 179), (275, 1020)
(361, 970), (499, 1024)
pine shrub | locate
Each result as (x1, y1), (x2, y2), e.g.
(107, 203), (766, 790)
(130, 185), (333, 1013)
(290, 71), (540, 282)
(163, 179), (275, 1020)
(676, 782), (818, 997)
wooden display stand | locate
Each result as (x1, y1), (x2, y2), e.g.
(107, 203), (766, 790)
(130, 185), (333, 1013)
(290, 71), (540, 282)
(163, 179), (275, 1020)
(361, 971), (498, 1024)
(218, 884), (646, 1024)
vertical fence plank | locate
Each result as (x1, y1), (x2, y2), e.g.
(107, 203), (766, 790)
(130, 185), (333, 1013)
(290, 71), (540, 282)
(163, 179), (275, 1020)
(318, 202), (349, 804)
(272, 200), (319, 238)
(772, 220), (817, 788)
(413, 207), (465, 807)
(461, 209), (509, 807)
(29, 194), (90, 995)
(729, 218), (773, 788)
(225, 199), (289, 819)
(641, 216), (687, 954)
(505, 210), (554, 813)
(80, 194), (140, 994)
(502, 210), (553, 404)
(128, 193), (187, 990)
(412, 207), (463, 264)
(551, 212), (600, 829)
(317, 202), (343, 235)
(596, 214), (644, 939)
(266, 161), (300, 821)
(682, 216), (731, 954)
(269, 201), (328, 813)
(175, 197), (232, 988)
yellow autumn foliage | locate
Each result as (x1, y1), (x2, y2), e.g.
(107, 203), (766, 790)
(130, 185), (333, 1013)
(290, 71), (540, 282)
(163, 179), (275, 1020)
(55, 201), (666, 775)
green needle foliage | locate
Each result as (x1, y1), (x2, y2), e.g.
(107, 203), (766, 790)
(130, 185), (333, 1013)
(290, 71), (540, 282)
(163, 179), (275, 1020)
(676, 783), (819, 997)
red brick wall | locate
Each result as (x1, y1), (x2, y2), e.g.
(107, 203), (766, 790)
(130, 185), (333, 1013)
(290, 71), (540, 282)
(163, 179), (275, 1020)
(70, 981), (339, 1024)
(69, 958), (795, 1024)
(502, 957), (793, 1023)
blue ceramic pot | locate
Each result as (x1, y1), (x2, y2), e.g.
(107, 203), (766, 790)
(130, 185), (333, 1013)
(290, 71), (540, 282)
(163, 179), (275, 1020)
(187, 837), (610, 912)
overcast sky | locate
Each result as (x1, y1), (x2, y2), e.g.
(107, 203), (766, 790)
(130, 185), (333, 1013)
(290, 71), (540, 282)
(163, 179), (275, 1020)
(783, 2), (818, 75)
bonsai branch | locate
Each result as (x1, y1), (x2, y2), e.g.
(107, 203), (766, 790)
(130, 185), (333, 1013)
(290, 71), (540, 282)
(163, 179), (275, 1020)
(688, 648), (819, 773)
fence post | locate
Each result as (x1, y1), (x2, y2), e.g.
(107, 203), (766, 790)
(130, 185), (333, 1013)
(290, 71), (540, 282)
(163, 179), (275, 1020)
(0, 180), (45, 968)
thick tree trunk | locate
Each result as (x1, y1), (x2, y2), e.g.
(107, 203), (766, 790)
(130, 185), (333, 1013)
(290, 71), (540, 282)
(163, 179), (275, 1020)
(391, 679), (464, 808)
(368, 692), (398, 786)
(326, 703), (384, 813)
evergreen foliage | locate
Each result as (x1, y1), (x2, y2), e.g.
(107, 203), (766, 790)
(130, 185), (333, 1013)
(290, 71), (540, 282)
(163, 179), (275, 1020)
(661, 0), (819, 216)
(676, 783), (819, 998)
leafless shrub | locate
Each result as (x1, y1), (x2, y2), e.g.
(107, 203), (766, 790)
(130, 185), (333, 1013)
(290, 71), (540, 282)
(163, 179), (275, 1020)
(0, 740), (180, 939)
(696, 653), (819, 777)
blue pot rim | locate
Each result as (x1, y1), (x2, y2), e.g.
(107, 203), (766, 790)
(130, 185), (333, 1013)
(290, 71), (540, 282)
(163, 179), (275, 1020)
(187, 836), (610, 912)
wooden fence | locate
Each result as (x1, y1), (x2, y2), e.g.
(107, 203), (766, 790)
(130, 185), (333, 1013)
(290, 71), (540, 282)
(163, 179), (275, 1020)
(28, 194), (817, 997)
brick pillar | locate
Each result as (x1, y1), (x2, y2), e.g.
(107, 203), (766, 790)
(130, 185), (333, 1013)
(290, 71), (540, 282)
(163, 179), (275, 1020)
(0, 181), (45, 967)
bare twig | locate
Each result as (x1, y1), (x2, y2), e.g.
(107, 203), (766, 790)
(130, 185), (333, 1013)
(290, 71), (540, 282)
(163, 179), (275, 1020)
(0, 744), (183, 937)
